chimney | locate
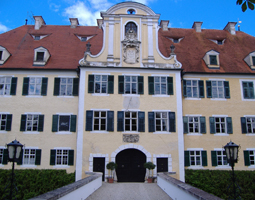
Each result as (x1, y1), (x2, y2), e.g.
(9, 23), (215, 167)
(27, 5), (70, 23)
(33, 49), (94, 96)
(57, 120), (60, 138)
(192, 22), (203, 32)
(97, 19), (103, 29)
(69, 18), (79, 28)
(160, 20), (169, 31)
(33, 16), (46, 30)
(224, 22), (237, 35)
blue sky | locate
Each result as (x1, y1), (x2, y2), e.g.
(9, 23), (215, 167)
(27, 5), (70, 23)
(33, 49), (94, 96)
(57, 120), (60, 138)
(1, 0), (255, 36)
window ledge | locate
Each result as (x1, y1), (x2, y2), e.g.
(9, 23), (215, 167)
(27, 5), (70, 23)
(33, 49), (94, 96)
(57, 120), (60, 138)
(25, 95), (43, 98)
(0, 95), (12, 98)
(57, 96), (75, 98)
(248, 165), (255, 168)
(184, 97), (201, 100)
(122, 131), (139, 134)
(187, 166), (204, 169)
(20, 165), (37, 168)
(0, 131), (7, 134)
(90, 131), (109, 134)
(122, 94), (140, 97)
(55, 132), (72, 135)
(246, 134), (255, 136)
(211, 98), (227, 101)
(153, 132), (171, 134)
(0, 164), (4, 167)
(53, 165), (70, 169)
(214, 133), (229, 136)
(242, 98), (255, 101)
(186, 133), (203, 136)
(23, 131), (40, 134)
(92, 94), (109, 96)
(152, 95), (170, 97)
(215, 165), (231, 169)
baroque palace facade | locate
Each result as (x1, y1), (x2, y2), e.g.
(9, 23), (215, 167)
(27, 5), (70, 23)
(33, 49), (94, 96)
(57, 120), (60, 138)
(0, 2), (255, 182)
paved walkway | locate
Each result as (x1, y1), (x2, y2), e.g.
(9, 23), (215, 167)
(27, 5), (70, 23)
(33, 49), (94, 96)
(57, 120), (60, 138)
(86, 182), (172, 200)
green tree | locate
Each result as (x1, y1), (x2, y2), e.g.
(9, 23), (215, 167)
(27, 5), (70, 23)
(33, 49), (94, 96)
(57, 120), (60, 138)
(237, 0), (255, 12)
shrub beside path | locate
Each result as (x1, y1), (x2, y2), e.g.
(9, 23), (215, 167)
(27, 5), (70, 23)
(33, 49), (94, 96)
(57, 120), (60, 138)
(86, 182), (173, 200)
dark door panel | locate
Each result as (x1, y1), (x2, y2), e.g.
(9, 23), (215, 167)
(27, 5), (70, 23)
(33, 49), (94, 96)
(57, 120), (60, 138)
(157, 158), (168, 173)
(93, 157), (105, 181)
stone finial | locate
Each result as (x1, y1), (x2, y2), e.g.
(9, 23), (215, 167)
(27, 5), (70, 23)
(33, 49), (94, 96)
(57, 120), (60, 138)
(170, 45), (175, 55)
(224, 22), (237, 35)
(192, 22), (203, 32)
(160, 20), (169, 31)
(86, 42), (91, 53)
(33, 16), (46, 30)
(69, 18), (79, 28)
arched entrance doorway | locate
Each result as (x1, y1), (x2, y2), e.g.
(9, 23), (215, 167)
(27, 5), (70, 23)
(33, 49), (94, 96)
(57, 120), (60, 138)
(116, 148), (146, 182)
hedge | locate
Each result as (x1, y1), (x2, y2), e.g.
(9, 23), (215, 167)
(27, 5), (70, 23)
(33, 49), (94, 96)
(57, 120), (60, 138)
(185, 169), (255, 200)
(0, 169), (75, 200)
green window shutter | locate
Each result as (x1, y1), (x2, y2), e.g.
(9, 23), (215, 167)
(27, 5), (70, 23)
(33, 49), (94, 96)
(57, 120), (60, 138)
(41, 77), (48, 96)
(17, 149), (23, 165)
(70, 115), (77, 132)
(2, 149), (8, 165)
(38, 115), (44, 132)
(148, 76), (154, 95)
(118, 76), (124, 94)
(20, 114), (27, 131)
(199, 80), (204, 98)
(88, 75), (94, 93)
(211, 151), (218, 166)
(35, 149), (42, 165)
(167, 77), (174, 95)
(241, 117), (247, 134)
(108, 75), (114, 94)
(117, 111), (124, 132)
(206, 81), (212, 98)
(50, 150), (56, 165)
(53, 78), (60, 96)
(68, 150), (74, 166)
(6, 114), (12, 131)
(227, 117), (233, 134)
(138, 111), (145, 132)
(209, 117), (215, 134)
(169, 112), (176, 132)
(183, 116), (188, 134)
(10, 77), (18, 95)
(202, 151), (207, 166)
(73, 78), (79, 96)
(148, 112), (155, 132)
(224, 81), (230, 99)
(244, 151), (250, 166)
(107, 111), (114, 132)
(85, 111), (93, 131)
(184, 151), (190, 167)
(52, 115), (59, 132)
(200, 116), (206, 134)
(138, 76), (144, 95)
(183, 80), (187, 97)
(22, 77), (29, 96)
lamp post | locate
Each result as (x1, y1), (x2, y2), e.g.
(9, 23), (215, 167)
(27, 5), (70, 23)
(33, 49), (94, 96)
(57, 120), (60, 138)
(224, 141), (240, 200)
(6, 139), (23, 200)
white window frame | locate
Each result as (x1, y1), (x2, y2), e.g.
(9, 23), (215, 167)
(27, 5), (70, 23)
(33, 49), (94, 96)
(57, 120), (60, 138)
(214, 117), (226, 133)
(26, 114), (39, 132)
(211, 80), (224, 98)
(0, 148), (4, 164)
(188, 116), (200, 133)
(0, 46), (11, 65)
(124, 76), (138, 95)
(155, 112), (168, 132)
(203, 50), (220, 69)
(186, 80), (199, 98)
(245, 116), (255, 134)
(94, 75), (108, 94)
(154, 76), (167, 95)
(124, 111), (138, 132)
(56, 149), (69, 166)
(249, 150), (255, 166)
(58, 115), (71, 132)
(23, 148), (36, 165)
(29, 77), (42, 95)
(0, 76), (11, 95)
(240, 80), (255, 101)
(60, 78), (73, 96)
(189, 150), (202, 166)
(0, 113), (8, 131)
(93, 111), (107, 131)
(216, 150), (228, 166)
(33, 47), (50, 66)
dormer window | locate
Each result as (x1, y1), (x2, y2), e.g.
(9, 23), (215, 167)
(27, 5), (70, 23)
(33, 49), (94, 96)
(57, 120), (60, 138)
(81, 37), (87, 42)
(203, 50), (220, 69)
(75, 35), (94, 42)
(125, 22), (137, 35)
(31, 34), (49, 41)
(0, 46), (11, 65)
(173, 39), (179, 43)
(167, 37), (184, 43)
(217, 40), (223, 45)
(127, 9), (136, 14)
(35, 36), (41, 40)
(33, 47), (50, 66)
(209, 39), (225, 45)
(244, 52), (255, 70)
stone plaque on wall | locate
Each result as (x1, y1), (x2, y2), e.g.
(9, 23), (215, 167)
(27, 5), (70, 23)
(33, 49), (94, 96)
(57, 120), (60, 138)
(123, 134), (139, 143)
(126, 48), (136, 64)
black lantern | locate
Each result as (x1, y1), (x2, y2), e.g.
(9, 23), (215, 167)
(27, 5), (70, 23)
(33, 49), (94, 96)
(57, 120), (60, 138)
(7, 139), (23, 163)
(224, 141), (239, 165)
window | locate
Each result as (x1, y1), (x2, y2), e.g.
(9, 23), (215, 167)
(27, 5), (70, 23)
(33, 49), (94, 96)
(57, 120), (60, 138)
(252, 56), (255, 66)
(0, 46), (11, 65)
(241, 117), (255, 134)
(20, 114), (44, 132)
(54, 77), (79, 96)
(0, 77), (17, 96)
(50, 149), (74, 166)
(184, 150), (207, 167)
(0, 114), (12, 131)
(0, 51), (2, 60)
(88, 75), (113, 94)
(148, 76), (173, 95)
(52, 114), (77, 132)
(211, 150), (227, 166)
(206, 80), (230, 99)
(183, 80), (204, 98)
(244, 150), (255, 166)
(148, 112), (175, 133)
(209, 55), (217, 65)
(36, 52), (44, 61)
(81, 37), (87, 42)
(125, 22), (137, 34)
(244, 52), (255, 69)
(117, 111), (145, 132)
(22, 77), (48, 96)
(127, 9), (136, 14)
(217, 40), (223, 45)
(242, 81), (254, 99)
(173, 39), (179, 43)
(23, 149), (36, 165)
(0, 149), (3, 164)
(209, 116), (232, 134)
(119, 75), (143, 95)
(183, 116), (206, 134)
(33, 47), (50, 66)
(0, 148), (7, 164)
(34, 36), (40, 40)
(86, 110), (114, 132)
(203, 50), (219, 69)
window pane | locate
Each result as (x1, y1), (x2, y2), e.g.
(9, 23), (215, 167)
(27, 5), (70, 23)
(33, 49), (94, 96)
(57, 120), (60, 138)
(59, 116), (70, 131)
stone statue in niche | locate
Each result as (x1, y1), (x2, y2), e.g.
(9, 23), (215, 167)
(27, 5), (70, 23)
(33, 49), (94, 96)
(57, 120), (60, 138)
(121, 29), (141, 64)
(123, 134), (139, 143)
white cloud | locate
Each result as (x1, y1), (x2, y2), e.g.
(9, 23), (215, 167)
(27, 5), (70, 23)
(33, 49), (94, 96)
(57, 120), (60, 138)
(0, 23), (8, 33)
(89, 0), (112, 10)
(50, 3), (61, 12)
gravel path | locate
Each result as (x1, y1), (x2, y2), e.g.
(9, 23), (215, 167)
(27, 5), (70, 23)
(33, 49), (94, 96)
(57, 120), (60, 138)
(86, 182), (172, 200)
